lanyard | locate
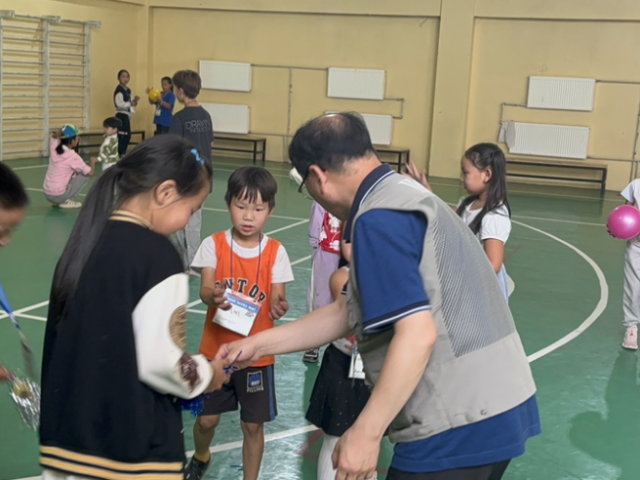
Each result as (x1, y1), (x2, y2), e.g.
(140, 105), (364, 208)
(229, 230), (262, 290)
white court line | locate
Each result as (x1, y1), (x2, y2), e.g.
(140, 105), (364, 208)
(201, 207), (306, 222)
(7, 202), (608, 480)
(265, 219), (308, 234)
(23, 189), (308, 221)
(11, 164), (47, 171)
(187, 308), (207, 315)
(14, 313), (47, 321)
(189, 425), (317, 457)
(513, 215), (605, 228)
(429, 179), (621, 203)
(519, 220), (609, 362)
(0, 301), (50, 320)
(14, 426), (320, 480)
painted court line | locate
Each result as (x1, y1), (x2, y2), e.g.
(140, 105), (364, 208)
(5, 206), (607, 480)
(23, 188), (308, 222)
(14, 426), (320, 480)
(513, 215), (605, 228)
(201, 207), (307, 222)
(11, 164), (47, 171)
(0, 300), (50, 320)
(519, 220), (609, 363)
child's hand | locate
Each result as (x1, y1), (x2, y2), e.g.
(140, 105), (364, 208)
(403, 161), (432, 192)
(0, 364), (11, 382)
(90, 156), (99, 163)
(145, 87), (152, 94)
(207, 359), (231, 392)
(213, 282), (231, 310)
(270, 294), (289, 320)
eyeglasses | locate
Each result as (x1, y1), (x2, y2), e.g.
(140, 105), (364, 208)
(297, 170), (310, 194)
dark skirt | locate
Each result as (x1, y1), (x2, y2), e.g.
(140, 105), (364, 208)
(305, 344), (371, 437)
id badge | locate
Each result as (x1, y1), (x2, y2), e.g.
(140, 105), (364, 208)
(348, 347), (365, 380)
(212, 288), (260, 336)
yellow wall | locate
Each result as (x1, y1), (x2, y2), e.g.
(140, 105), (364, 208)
(467, 18), (640, 191)
(8, 0), (640, 191)
(1, 0), (144, 131)
(150, 8), (438, 163)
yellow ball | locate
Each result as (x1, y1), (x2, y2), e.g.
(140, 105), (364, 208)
(148, 88), (162, 103)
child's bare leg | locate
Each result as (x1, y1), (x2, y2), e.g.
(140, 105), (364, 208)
(240, 421), (264, 480)
(194, 414), (220, 462)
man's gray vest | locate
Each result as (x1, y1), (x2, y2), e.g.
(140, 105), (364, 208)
(348, 174), (536, 444)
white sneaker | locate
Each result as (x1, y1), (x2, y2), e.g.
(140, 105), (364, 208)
(622, 327), (638, 350)
(57, 200), (82, 209)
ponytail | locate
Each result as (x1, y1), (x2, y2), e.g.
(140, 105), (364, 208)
(55, 136), (76, 155)
(456, 143), (510, 235)
(51, 134), (211, 324)
(51, 167), (120, 323)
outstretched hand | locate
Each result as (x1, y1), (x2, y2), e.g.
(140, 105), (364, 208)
(403, 160), (432, 192)
(215, 338), (262, 371)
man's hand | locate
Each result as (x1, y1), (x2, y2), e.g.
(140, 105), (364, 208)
(215, 337), (262, 371)
(332, 423), (381, 480)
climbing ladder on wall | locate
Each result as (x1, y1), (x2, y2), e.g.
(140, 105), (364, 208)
(0, 10), (99, 160)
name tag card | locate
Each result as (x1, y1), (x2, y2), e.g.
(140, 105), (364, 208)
(213, 288), (260, 336)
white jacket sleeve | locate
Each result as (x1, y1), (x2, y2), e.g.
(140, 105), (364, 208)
(132, 273), (213, 398)
(114, 92), (131, 110)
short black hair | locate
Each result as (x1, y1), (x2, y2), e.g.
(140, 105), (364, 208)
(288, 112), (376, 179)
(103, 117), (122, 130)
(0, 163), (29, 210)
(172, 70), (201, 99)
(161, 76), (173, 85)
(224, 166), (277, 210)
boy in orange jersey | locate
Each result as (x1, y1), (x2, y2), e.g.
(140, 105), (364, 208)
(185, 166), (293, 480)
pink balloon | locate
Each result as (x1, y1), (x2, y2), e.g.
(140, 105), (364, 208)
(607, 205), (640, 240)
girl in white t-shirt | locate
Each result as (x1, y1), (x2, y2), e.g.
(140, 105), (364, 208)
(406, 142), (511, 299)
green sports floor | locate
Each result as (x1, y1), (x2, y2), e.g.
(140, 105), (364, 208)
(0, 155), (637, 480)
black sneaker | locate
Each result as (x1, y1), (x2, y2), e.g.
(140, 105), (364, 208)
(303, 348), (319, 363)
(185, 455), (211, 480)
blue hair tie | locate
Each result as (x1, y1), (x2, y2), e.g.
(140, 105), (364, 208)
(191, 148), (205, 166)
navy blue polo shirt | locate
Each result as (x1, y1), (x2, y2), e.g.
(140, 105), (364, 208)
(345, 164), (541, 473)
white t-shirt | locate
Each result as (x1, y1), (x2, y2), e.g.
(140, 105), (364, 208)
(621, 179), (640, 246)
(190, 229), (295, 284)
(459, 201), (511, 244)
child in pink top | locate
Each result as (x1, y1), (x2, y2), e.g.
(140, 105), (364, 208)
(43, 125), (97, 209)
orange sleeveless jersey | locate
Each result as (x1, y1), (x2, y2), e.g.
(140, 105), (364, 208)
(199, 231), (281, 367)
